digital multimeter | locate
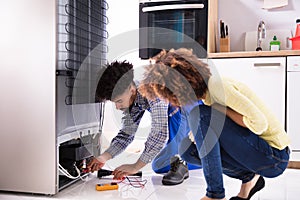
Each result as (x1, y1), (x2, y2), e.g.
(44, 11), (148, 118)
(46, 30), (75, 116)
(96, 182), (119, 191)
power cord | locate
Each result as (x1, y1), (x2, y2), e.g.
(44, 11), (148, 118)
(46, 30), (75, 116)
(58, 163), (85, 181)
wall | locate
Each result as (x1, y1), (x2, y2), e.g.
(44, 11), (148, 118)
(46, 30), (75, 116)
(218, 0), (300, 51)
(102, 0), (151, 141)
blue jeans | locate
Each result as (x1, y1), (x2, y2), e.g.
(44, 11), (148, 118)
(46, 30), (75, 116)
(183, 105), (290, 199)
(152, 101), (203, 173)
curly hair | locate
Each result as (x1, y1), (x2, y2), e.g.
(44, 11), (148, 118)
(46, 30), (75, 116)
(95, 60), (134, 102)
(139, 48), (211, 106)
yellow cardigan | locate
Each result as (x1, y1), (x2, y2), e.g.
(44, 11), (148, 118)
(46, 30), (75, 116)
(202, 76), (290, 150)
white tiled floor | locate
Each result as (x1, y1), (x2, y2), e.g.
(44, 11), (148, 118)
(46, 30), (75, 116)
(1, 167), (300, 200)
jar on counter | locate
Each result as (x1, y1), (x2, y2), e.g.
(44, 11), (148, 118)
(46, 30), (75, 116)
(270, 35), (280, 51)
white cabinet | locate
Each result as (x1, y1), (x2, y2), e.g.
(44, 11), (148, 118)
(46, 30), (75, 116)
(209, 57), (286, 127)
(287, 56), (300, 160)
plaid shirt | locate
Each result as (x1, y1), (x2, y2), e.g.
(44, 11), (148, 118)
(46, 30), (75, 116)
(105, 91), (169, 164)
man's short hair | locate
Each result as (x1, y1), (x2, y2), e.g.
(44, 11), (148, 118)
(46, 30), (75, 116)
(95, 60), (134, 102)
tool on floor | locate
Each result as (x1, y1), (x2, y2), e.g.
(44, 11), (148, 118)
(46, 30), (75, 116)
(97, 169), (142, 178)
(96, 182), (119, 191)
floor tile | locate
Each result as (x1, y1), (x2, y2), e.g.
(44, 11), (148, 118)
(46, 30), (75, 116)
(1, 168), (300, 200)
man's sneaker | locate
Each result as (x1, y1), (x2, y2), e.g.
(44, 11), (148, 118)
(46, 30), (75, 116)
(162, 156), (189, 185)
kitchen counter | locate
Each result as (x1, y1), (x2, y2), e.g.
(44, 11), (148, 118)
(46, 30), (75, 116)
(208, 50), (300, 58)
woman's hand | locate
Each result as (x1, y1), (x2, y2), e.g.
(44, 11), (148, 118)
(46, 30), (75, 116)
(211, 103), (227, 114)
(212, 103), (246, 128)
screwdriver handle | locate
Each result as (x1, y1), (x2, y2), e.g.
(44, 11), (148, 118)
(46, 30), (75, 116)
(97, 169), (142, 178)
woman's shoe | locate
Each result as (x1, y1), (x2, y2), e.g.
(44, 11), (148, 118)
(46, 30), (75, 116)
(229, 176), (265, 200)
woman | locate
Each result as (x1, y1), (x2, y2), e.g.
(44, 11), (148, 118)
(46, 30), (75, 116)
(139, 48), (290, 200)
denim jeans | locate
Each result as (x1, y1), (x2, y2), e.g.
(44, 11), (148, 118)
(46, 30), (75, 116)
(182, 105), (290, 199)
(152, 101), (203, 173)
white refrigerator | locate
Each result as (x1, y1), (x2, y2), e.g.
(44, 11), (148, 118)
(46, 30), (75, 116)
(0, 0), (107, 194)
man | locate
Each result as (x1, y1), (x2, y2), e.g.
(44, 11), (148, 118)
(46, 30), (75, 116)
(87, 60), (200, 185)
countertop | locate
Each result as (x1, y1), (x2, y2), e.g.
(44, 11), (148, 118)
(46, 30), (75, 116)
(208, 50), (300, 58)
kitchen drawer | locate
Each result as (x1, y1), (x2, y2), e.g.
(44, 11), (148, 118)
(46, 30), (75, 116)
(209, 57), (286, 126)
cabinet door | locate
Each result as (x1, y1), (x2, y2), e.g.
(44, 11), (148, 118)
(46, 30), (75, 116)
(287, 56), (300, 160)
(209, 57), (286, 127)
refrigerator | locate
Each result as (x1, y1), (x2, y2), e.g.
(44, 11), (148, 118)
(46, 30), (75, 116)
(0, 0), (107, 195)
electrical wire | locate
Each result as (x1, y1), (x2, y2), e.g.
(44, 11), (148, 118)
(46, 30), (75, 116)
(97, 165), (147, 189)
(59, 161), (147, 188)
(98, 102), (105, 133)
(118, 176), (148, 188)
(58, 163), (85, 181)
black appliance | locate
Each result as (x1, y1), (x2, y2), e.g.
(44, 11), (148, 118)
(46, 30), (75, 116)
(139, 0), (209, 59)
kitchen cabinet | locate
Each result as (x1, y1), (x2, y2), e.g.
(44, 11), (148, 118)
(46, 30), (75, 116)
(209, 57), (286, 127)
(210, 56), (300, 161)
(286, 56), (300, 160)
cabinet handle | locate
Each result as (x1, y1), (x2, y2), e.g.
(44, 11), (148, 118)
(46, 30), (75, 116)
(142, 4), (205, 12)
(253, 63), (281, 67)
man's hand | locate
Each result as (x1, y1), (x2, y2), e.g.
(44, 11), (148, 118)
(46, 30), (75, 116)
(86, 152), (112, 173)
(86, 157), (105, 173)
(112, 164), (140, 180)
(112, 159), (146, 180)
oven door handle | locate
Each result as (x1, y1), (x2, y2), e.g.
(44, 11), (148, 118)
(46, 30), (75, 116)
(142, 4), (204, 12)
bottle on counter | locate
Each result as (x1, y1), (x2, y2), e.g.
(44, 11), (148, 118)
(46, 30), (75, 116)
(295, 19), (300, 37)
(270, 35), (280, 51)
(289, 19), (300, 50)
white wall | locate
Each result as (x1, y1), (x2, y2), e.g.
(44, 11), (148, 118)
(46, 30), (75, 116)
(102, 0), (151, 141)
(218, 0), (300, 51)
(106, 0), (139, 38)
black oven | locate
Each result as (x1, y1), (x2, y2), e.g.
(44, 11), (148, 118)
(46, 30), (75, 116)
(139, 0), (208, 59)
